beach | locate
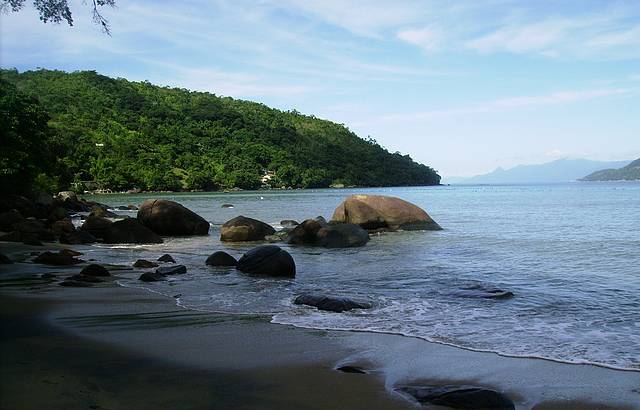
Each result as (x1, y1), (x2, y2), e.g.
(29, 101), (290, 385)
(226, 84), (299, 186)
(1, 242), (639, 409)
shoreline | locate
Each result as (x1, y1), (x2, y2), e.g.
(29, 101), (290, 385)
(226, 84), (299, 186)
(1, 263), (639, 409)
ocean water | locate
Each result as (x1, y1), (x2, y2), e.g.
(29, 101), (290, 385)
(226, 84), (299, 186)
(82, 183), (640, 370)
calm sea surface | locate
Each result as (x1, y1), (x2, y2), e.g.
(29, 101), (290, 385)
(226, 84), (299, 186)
(83, 183), (640, 369)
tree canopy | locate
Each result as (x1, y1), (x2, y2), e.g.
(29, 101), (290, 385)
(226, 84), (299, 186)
(0, 69), (441, 193)
(1, 0), (115, 33)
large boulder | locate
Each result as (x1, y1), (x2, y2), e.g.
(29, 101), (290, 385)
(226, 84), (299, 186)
(137, 199), (209, 236)
(102, 219), (163, 244)
(285, 217), (327, 245)
(397, 385), (514, 410)
(13, 219), (55, 242)
(89, 205), (118, 218)
(80, 264), (110, 277)
(60, 230), (96, 245)
(220, 216), (275, 242)
(236, 245), (295, 278)
(331, 194), (442, 231)
(51, 218), (75, 235)
(33, 251), (82, 266)
(80, 215), (113, 239)
(294, 293), (372, 313)
(316, 223), (369, 248)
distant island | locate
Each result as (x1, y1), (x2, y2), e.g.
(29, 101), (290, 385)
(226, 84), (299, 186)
(580, 158), (640, 181)
(0, 69), (440, 195)
(448, 158), (632, 184)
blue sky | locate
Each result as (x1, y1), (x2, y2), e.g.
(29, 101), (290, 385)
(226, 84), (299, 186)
(1, 0), (639, 178)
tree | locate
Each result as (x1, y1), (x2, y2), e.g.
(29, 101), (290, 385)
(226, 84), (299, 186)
(1, 0), (116, 34)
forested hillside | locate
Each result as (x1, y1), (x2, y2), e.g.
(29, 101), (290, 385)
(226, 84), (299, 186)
(1, 69), (440, 194)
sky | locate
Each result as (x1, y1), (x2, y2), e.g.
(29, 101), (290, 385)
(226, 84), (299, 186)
(1, 0), (639, 178)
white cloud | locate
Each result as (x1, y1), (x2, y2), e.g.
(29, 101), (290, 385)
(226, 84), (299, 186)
(397, 26), (444, 51)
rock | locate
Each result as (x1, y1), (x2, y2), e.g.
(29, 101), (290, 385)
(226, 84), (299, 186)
(331, 194), (442, 231)
(89, 205), (118, 218)
(156, 265), (187, 275)
(280, 219), (299, 228)
(316, 223), (369, 248)
(68, 274), (104, 283)
(51, 218), (76, 235)
(285, 217), (327, 245)
(137, 199), (209, 236)
(22, 236), (44, 246)
(0, 253), (13, 264)
(48, 206), (68, 222)
(80, 215), (113, 239)
(336, 366), (367, 374)
(33, 251), (82, 266)
(265, 231), (288, 243)
(454, 286), (514, 299)
(133, 259), (159, 268)
(60, 280), (93, 287)
(158, 254), (175, 263)
(13, 219), (55, 242)
(59, 230), (96, 245)
(236, 245), (295, 277)
(102, 219), (163, 244)
(56, 191), (90, 212)
(60, 248), (83, 257)
(80, 264), (110, 277)
(205, 251), (237, 267)
(0, 209), (24, 231)
(293, 293), (372, 313)
(221, 203), (234, 208)
(0, 195), (36, 217)
(139, 271), (166, 282)
(396, 385), (515, 410)
(56, 191), (78, 202)
(220, 216), (275, 242)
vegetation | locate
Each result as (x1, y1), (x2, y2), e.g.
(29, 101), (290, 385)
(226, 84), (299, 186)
(1, 0), (115, 33)
(580, 159), (640, 181)
(0, 69), (440, 193)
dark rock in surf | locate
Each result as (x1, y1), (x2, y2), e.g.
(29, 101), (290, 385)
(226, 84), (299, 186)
(137, 199), (210, 236)
(396, 385), (514, 410)
(33, 251), (82, 266)
(158, 254), (176, 263)
(316, 223), (369, 248)
(60, 280), (93, 287)
(285, 217), (327, 245)
(79, 215), (113, 239)
(336, 365), (367, 374)
(139, 271), (166, 282)
(133, 259), (159, 268)
(280, 219), (299, 228)
(156, 265), (187, 275)
(220, 216), (275, 242)
(205, 251), (237, 267)
(89, 205), (118, 218)
(236, 245), (295, 278)
(102, 219), (163, 244)
(68, 274), (104, 283)
(454, 286), (514, 300)
(294, 293), (372, 313)
(221, 203), (234, 208)
(51, 218), (75, 235)
(60, 230), (96, 245)
(80, 264), (110, 277)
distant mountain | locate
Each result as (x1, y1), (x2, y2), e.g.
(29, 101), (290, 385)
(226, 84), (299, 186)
(580, 158), (640, 181)
(452, 158), (632, 184)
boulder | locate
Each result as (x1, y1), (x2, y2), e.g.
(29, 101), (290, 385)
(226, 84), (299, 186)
(51, 218), (75, 235)
(80, 215), (113, 239)
(56, 191), (78, 202)
(285, 217), (327, 245)
(59, 230), (96, 245)
(331, 194), (442, 231)
(102, 219), (163, 244)
(236, 245), (295, 278)
(454, 286), (514, 299)
(80, 264), (110, 277)
(13, 219), (55, 242)
(33, 251), (82, 266)
(0, 209), (24, 231)
(220, 216), (275, 242)
(137, 199), (209, 236)
(139, 271), (166, 282)
(280, 219), (299, 228)
(294, 293), (372, 313)
(336, 366), (367, 374)
(60, 249), (83, 257)
(316, 223), (369, 248)
(205, 251), (237, 267)
(89, 205), (118, 218)
(396, 385), (514, 410)
(56, 191), (90, 212)
(156, 265), (187, 275)
(221, 203), (234, 208)
(48, 206), (69, 222)
(158, 254), (175, 263)
(133, 259), (159, 268)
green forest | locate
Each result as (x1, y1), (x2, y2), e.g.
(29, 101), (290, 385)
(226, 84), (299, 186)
(1, 69), (440, 194)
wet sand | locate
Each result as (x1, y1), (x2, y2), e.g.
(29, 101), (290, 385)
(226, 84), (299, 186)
(1, 248), (639, 409)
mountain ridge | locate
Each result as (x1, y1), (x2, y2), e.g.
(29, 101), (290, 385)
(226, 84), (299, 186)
(580, 158), (640, 181)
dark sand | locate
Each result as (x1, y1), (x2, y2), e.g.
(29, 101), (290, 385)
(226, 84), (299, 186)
(1, 247), (639, 409)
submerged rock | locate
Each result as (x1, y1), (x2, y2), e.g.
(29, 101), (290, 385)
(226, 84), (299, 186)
(158, 254), (176, 263)
(331, 194), (442, 231)
(220, 216), (275, 242)
(138, 199), (210, 236)
(156, 265), (187, 275)
(133, 259), (159, 268)
(80, 264), (110, 277)
(236, 245), (295, 277)
(396, 385), (515, 410)
(316, 223), (369, 248)
(102, 219), (163, 244)
(294, 293), (372, 313)
(139, 271), (166, 282)
(454, 285), (514, 299)
(205, 251), (237, 267)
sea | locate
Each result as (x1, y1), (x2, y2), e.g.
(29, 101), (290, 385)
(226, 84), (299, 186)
(80, 182), (640, 370)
